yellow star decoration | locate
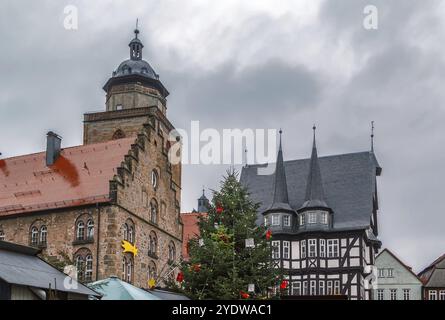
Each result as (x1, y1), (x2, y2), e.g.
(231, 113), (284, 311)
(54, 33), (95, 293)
(148, 278), (156, 289)
(121, 240), (138, 256)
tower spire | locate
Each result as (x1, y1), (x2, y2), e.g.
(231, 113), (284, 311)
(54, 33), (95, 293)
(371, 121), (374, 152)
(129, 21), (143, 60)
(300, 125), (328, 210)
(265, 129), (293, 212)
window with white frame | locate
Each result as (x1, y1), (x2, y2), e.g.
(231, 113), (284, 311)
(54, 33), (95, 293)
(403, 289), (410, 300)
(327, 239), (339, 258)
(283, 241), (290, 259)
(387, 268), (394, 277)
(264, 217), (269, 227)
(39, 226), (47, 245)
(320, 239), (326, 258)
(272, 214), (280, 226)
(299, 213), (305, 226)
(308, 212), (317, 224)
(327, 281), (333, 295)
(291, 282), (301, 296)
(377, 289), (384, 300)
(321, 212), (328, 224)
(272, 241), (280, 259)
(283, 215), (291, 227)
(390, 289), (397, 300)
(439, 290), (445, 300)
(334, 280), (340, 295)
(429, 290), (437, 300)
(301, 240), (306, 259)
(308, 239), (317, 258)
(310, 280), (316, 295)
(303, 281), (308, 295)
(0, 230), (5, 241)
(76, 221), (85, 240)
(87, 219), (94, 239)
(319, 280), (325, 295)
(85, 255), (93, 282)
(76, 256), (85, 281)
(31, 227), (38, 246)
(378, 268), (385, 278)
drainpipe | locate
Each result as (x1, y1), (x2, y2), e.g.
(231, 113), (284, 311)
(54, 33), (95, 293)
(95, 203), (101, 281)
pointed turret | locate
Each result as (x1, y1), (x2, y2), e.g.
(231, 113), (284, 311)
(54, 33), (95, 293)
(300, 126), (329, 210)
(267, 129), (293, 212)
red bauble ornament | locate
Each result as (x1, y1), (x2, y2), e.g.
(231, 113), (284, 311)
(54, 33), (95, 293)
(240, 290), (250, 299)
(265, 230), (272, 240)
(192, 264), (201, 272)
(216, 206), (223, 214)
(280, 280), (288, 290)
(176, 271), (184, 283)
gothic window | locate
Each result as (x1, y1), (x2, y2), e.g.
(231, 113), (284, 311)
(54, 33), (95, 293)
(148, 231), (158, 257)
(74, 248), (93, 283)
(121, 257), (126, 281)
(0, 229), (4, 241)
(112, 129), (126, 140)
(151, 169), (159, 189)
(30, 226), (39, 246)
(87, 219), (94, 240)
(123, 224), (128, 241)
(128, 226), (134, 244)
(39, 226), (47, 245)
(150, 199), (158, 225)
(271, 241), (280, 259)
(122, 219), (135, 243)
(168, 241), (176, 263)
(76, 221), (85, 240)
(148, 261), (157, 282)
(126, 256), (133, 283)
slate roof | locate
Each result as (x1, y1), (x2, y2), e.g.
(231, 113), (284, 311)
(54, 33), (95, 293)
(240, 151), (381, 231)
(0, 241), (100, 297)
(418, 254), (445, 287)
(0, 138), (134, 216)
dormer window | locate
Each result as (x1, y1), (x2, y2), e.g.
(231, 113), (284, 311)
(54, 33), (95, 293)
(283, 215), (291, 227)
(321, 212), (328, 224)
(271, 214), (280, 226)
(299, 214), (305, 226)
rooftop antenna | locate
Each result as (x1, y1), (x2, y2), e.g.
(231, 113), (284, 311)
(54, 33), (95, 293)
(371, 121), (375, 152)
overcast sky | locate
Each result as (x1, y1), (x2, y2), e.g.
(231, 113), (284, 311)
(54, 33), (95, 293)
(1, 0), (445, 272)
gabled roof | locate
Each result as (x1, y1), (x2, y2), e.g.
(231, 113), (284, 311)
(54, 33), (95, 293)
(418, 253), (445, 287)
(376, 248), (422, 282)
(240, 151), (381, 230)
(0, 138), (134, 216)
(0, 241), (100, 297)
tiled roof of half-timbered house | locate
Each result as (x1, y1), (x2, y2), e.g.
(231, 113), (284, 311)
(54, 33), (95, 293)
(240, 150), (381, 231)
(0, 137), (134, 216)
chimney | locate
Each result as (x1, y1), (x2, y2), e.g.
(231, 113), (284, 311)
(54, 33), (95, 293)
(46, 131), (62, 166)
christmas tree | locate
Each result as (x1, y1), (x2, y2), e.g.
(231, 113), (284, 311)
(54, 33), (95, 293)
(176, 170), (280, 299)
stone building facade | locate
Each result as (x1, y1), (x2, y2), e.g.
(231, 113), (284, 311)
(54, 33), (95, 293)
(0, 28), (182, 289)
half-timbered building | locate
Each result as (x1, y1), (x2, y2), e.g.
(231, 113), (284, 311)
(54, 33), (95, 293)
(240, 129), (382, 300)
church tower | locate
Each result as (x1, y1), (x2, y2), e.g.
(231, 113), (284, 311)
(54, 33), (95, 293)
(83, 26), (171, 145)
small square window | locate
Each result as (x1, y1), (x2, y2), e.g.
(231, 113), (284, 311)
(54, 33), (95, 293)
(272, 214), (280, 226)
(283, 215), (291, 227)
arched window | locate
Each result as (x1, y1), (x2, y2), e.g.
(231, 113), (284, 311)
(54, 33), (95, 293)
(87, 219), (94, 240)
(76, 255), (85, 282)
(122, 257), (127, 281)
(150, 199), (158, 225)
(168, 241), (176, 263)
(148, 261), (157, 282)
(151, 169), (159, 189)
(85, 255), (93, 282)
(123, 224), (128, 241)
(74, 248), (93, 283)
(39, 226), (47, 245)
(112, 129), (126, 140)
(76, 221), (85, 240)
(148, 231), (158, 257)
(128, 226), (134, 244)
(30, 226), (38, 246)
(0, 230), (4, 241)
(125, 255), (133, 283)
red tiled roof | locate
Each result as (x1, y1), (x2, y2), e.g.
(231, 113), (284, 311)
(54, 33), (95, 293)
(181, 212), (207, 260)
(0, 138), (135, 216)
